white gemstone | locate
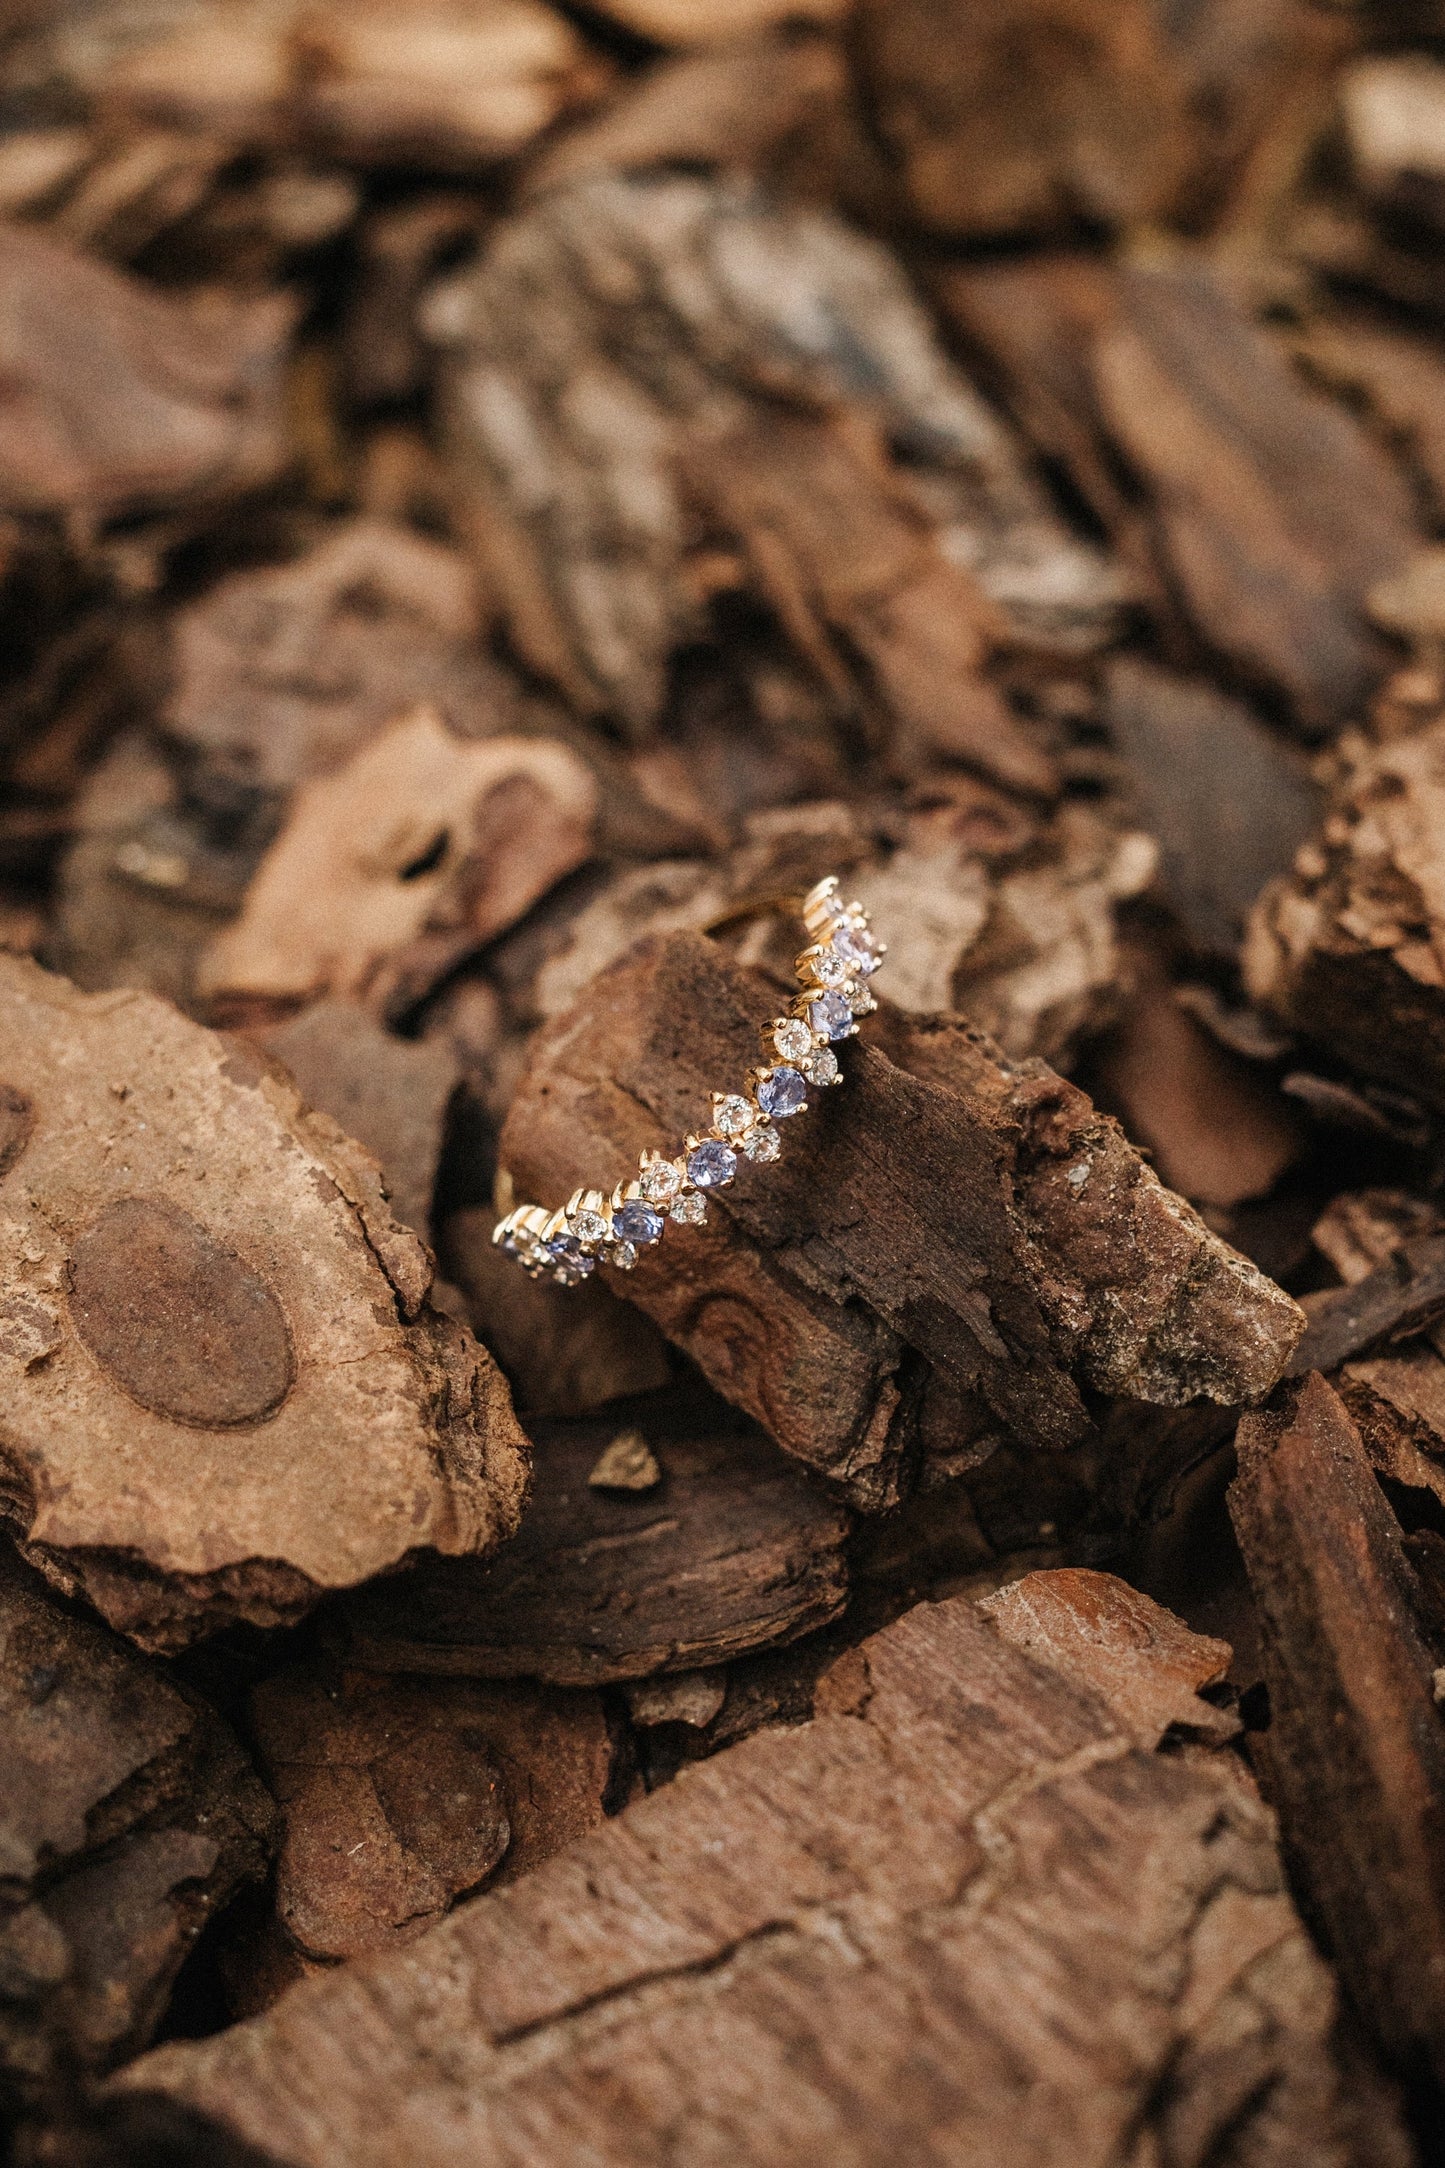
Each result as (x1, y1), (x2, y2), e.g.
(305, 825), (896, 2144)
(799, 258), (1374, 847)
(773, 1018), (812, 1062)
(640, 1159), (683, 1203)
(610, 1240), (639, 1269)
(846, 982), (876, 1015)
(713, 1094), (754, 1137)
(802, 1048), (838, 1086)
(569, 1209), (610, 1244)
(807, 948), (849, 988)
(742, 1125), (781, 1163)
(670, 1192), (706, 1224)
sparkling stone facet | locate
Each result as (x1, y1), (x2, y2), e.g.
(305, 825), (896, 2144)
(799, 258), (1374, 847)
(614, 1199), (665, 1245)
(846, 982), (876, 1016)
(809, 989), (854, 1041)
(773, 1018), (812, 1063)
(671, 1191), (706, 1224)
(802, 1047), (838, 1085)
(610, 1241), (638, 1270)
(568, 1208), (610, 1244)
(741, 1124), (781, 1163)
(687, 1138), (737, 1188)
(807, 948), (849, 988)
(713, 1094), (754, 1137)
(640, 1158), (683, 1203)
(755, 1066), (806, 1118)
(833, 921), (880, 973)
(545, 1235), (595, 1279)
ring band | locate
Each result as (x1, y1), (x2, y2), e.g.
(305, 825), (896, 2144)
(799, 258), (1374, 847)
(493, 875), (886, 1286)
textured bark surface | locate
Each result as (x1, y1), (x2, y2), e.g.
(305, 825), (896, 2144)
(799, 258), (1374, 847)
(1231, 1372), (1445, 2091)
(499, 929), (1302, 1503)
(116, 1577), (1409, 2168)
(341, 1405), (851, 1684)
(0, 955), (530, 1649)
(0, 1551), (275, 2101)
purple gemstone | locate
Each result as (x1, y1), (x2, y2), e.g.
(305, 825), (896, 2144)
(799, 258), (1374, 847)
(614, 1199), (665, 1245)
(756, 1066), (806, 1118)
(833, 921), (880, 974)
(687, 1138), (737, 1188)
(808, 989), (854, 1041)
(545, 1234), (595, 1277)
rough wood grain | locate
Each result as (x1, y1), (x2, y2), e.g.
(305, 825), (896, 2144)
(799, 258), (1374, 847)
(0, 1550), (275, 2101)
(1230, 1371), (1445, 2090)
(499, 929), (1303, 1500)
(0, 955), (530, 1649)
(116, 1581), (1410, 2167)
(341, 1404), (851, 1684)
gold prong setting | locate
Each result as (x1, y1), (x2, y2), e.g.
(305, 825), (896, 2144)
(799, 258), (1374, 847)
(492, 876), (885, 1285)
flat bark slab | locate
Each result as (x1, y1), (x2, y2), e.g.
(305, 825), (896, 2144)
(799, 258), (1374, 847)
(0, 1550), (275, 2099)
(340, 1407), (851, 1684)
(499, 930), (1302, 1504)
(118, 1575), (1408, 2168)
(0, 955), (530, 1650)
(1231, 1372), (1445, 2089)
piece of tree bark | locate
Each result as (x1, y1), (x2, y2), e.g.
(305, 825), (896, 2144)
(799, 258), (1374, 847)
(0, 221), (289, 528)
(1286, 1234), (1445, 1380)
(235, 1664), (615, 1989)
(24, 0), (603, 172)
(499, 930), (1302, 1504)
(1230, 1371), (1445, 2091)
(1245, 710), (1445, 1112)
(938, 256), (1420, 734)
(0, 1549), (275, 2101)
(0, 954), (530, 1650)
(1104, 658), (1321, 956)
(115, 1579), (1410, 2167)
(444, 1205), (672, 1417)
(340, 1403), (851, 1684)
(426, 172), (1122, 751)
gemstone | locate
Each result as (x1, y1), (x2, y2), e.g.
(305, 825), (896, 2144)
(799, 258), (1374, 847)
(808, 989), (854, 1041)
(755, 1066), (806, 1118)
(545, 1235), (595, 1279)
(640, 1158), (683, 1203)
(713, 1094), (754, 1137)
(773, 1017), (812, 1063)
(807, 948), (849, 988)
(687, 1138), (737, 1187)
(610, 1241), (638, 1270)
(741, 1124), (781, 1163)
(846, 983), (876, 1016)
(802, 1047), (838, 1086)
(833, 921), (880, 973)
(568, 1208), (610, 1244)
(671, 1191), (706, 1224)
(614, 1199), (665, 1245)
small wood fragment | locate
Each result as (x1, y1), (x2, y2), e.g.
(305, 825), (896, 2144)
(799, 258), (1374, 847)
(587, 1428), (662, 1491)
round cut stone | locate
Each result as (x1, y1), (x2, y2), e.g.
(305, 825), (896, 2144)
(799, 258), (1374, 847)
(610, 1241), (638, 1270)
(614, 1198), (665, 1245)
(640, 1158), (683, 1204)
(808, 990), (854, 1041)
(802, 1048), (838, 1086)
(755, 1066), (806, 1118)
(545, 1234), (595, 1280)
(833, 921), (880, 973)
(671, 1192), (706, 1224)
(773, 1018), (812, 1063)
(741, 1125), (781, 1163)
(568, 1208), (610, 1244)
(713, 1094), (754, 1137)
(687, 1138), (737, 1188)
(846, 983), (876, 1016)
(807, 948), (849, 988)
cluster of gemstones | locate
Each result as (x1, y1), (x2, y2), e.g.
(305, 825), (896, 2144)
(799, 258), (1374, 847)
(492, 875), (885, 1287)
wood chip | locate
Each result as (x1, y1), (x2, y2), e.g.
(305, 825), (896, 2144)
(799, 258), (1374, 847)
(340, 1409), (851, 1684)
(0, 954), (529, 1650)
(587, 1428), (662, 1490)
(1231, 1372), (1445, 2090)
(0, 1550), (275, 2097)
(114, 1584), (1409, 2167)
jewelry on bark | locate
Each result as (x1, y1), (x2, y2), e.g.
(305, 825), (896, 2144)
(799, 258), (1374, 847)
(492, 875), (885, 1286)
